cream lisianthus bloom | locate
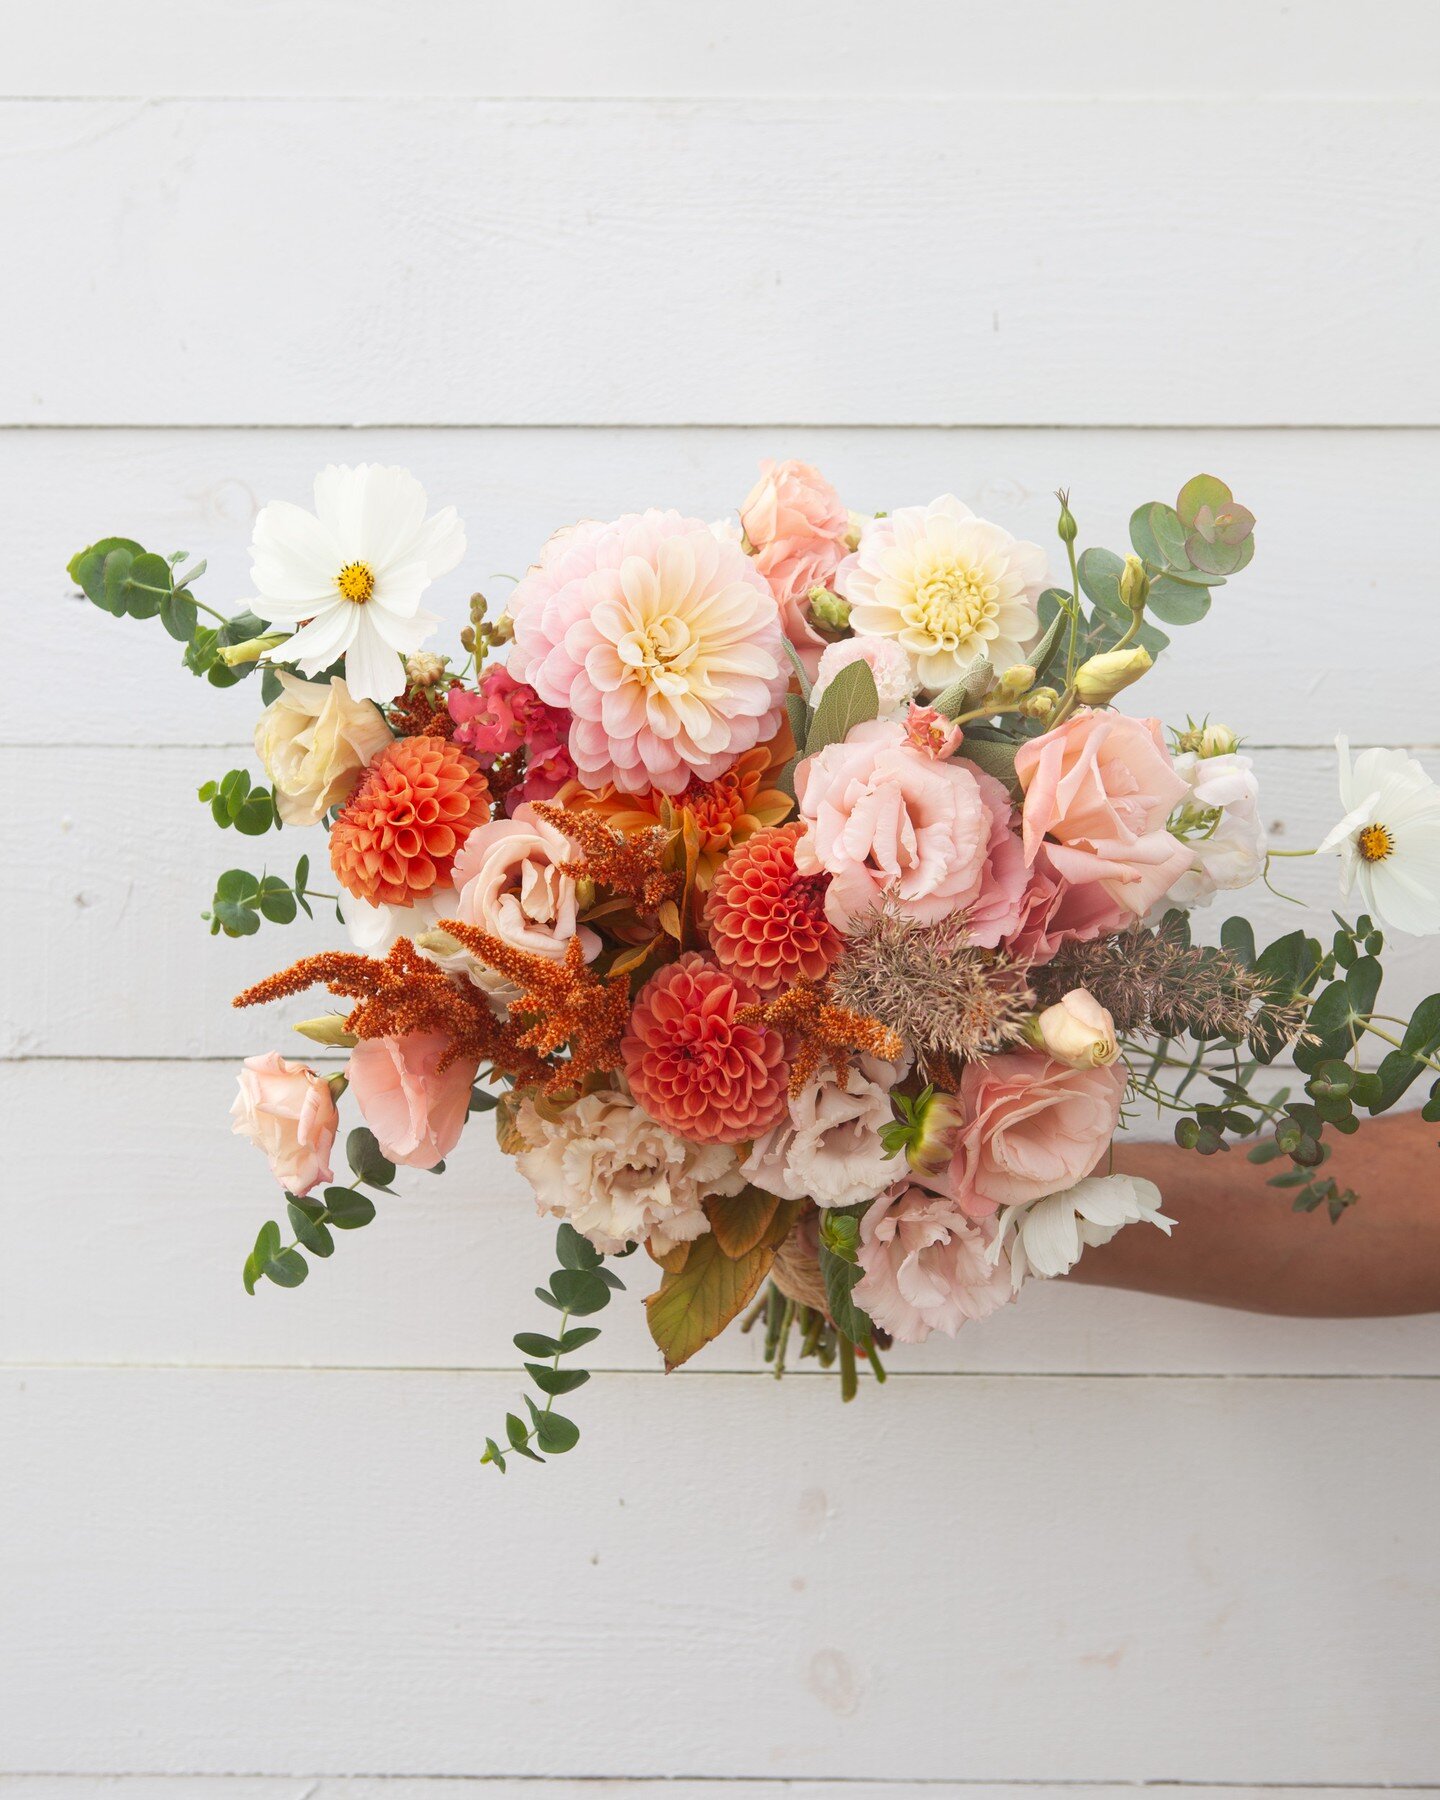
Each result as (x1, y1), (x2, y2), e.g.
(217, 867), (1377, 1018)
(248, 464), (465, 703)
(836, 495), (1047, 692)
(254, 672), (392, 825)
(1316, 738), (1440, 936)
(991, 1172), (1173, 1290)
(515, 1089), (743, 1257)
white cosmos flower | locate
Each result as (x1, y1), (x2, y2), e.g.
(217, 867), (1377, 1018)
(835, 495), (1047, 692)
(248, 464), (465, 703)
(1316, 737), (1440, 936)
(990, 1172), (1173, 1291)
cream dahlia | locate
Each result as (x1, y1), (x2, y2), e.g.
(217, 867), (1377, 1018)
(508, 510), (788, 795)
(836, 495), (1047, 692)
(248, 464), (465, 703)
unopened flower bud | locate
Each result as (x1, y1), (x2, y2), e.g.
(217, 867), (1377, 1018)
(574, 876), (597, 911)
(1019, 685), (1060, 720)
(996, 662), (1036, 699)
(1027, 989), (1119, 1068)
(808, 587), (851, 630)
(1119, 555), (1151, 614)
(1196, 721), (1238, 757)
(1074, 645), (1153, 706)
(221, 632), (287, 667)
(459, 624), (477, 653)
(486, 612), (514, 646)
(326, 1071), (349, 1101)
(405, 651), (447, 688)
(844, 510), (868, 551)
(1055, 490), (1078, 544)
(293, 1013), (359, 1049)
(902, 1088), (965, 1176)
(468, 591), (489, 624)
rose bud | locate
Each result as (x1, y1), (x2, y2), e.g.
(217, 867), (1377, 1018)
(1074, 645), (1153, 706)
(1029, 988), (1120, 1068)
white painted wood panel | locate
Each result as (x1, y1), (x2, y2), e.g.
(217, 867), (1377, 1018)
(2, 1369), (1436, 1783)
(4, 1059), (1435, 1377)
(11, 0), (1440, 99)
(22, 427), (1440, 747)
(0, 1787), (1428, 1800)
(17, 744), (1438, 1062)
(4, 99), (1437, 425)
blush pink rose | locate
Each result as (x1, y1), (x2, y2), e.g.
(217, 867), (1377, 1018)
(346, 1033), (478, 1169)
(940, 1050), (1126, 1219)
(793, 718), (992, 929)
(1014, 708), (1192, 917)
(230, 1052), (338, 1197)
(449, 802), (600, 997)
(853, 1183), (1014, 1343)
(739, 459), (851, 679)
(1004, 843), (1133, 964)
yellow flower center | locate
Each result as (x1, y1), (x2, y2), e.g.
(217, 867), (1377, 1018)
(914, 562), (998, 649)
(1357, 822), (1394, 863)
(337, 561), (376, 604)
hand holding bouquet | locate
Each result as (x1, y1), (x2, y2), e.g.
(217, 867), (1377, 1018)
(70, 461), (1440, 1466)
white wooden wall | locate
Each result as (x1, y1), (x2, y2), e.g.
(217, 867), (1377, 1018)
(3, 4), (1438, 1793)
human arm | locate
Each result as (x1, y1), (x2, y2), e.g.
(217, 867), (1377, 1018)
(1071, 1110), (1440, 1316)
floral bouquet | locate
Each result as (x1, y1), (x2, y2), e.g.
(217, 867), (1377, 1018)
(71, 461), (1440, 1467)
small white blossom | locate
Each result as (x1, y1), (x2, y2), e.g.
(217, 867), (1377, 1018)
(1316, 737), (1440, 936)
(1167, 749), (1267, 906)
(992, 1172), (1173, 1290)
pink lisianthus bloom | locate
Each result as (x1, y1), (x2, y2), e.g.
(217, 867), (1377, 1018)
(1004, 843), (1133, 964)
(1014, 708), (1192, 917)
(230, 1052), (338, 1197)
(853, 1183), (1014, 1343)
(739, 460), (851, 679)
(507, 510), (788, 796)
(346, 1032), (478, 1169)
(448, 664), (575, 811)
(793, 718), (992, 929)
(940, 1050), (1126, 1220)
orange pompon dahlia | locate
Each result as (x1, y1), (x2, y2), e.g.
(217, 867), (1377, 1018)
(706, 822), (843, 994)
(555, 722), (794, 888)
(622, 953), (788, 1146)
(330, 735), (490, 907)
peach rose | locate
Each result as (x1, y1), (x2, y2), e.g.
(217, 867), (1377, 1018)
(254, 672), (393, 826)
(794, 718), (992, 929)
(740, 459), (850, 678)
(1004, 843), (1133, 965)
(230, 1051), (338, 1196)
(346, 1033), (477, 1169)
(940, 1050), (1126, 1219)
(1014, 708), (1191, 916)
(447, 802), (600, 998)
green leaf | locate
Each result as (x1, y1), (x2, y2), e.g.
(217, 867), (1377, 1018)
(956, 735), (1019, 787)
(1129, 501), (1190, 569)
(161, 586), (198, 643)
(644, 1231), (774, 1371)
(323, 1187), (377, 1230)
(804, 659), (878, 758)
(347, 1126), (397, 1191)
(820, 1243), (874, 1347)
(1220, 916), (1256, 968)
(525, 1364), (591, 1397)
(122, 551), (175, 619)
(287, 1200), (335, 1258)
(557, 1326), (602, 1353)
(68, 537), (143, 612)
(533, 1411), (580, 1454)
(1369, 994), (1440, 1111)
(250, 1219), (306, 1290)
(548, 1269), (611, 1315)
(1344, 956), (1383, 1018)
(1145, 575), (1212, 627)
(505, 1412), (543, 1461)
(1176, 474), (1233, 530)
(256, 876), (297, 923)
(784, 690), (809, 755)
(235, 792), (278, 837)
(1027, 602), (1070, 681)
(555, 1223), (602, 1271)
(513, 1332), (561, 1358)
(1077, 546), (1124, 612)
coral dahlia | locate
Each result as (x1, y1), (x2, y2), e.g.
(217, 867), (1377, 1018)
(507, 509), (788, 796)
(706, 823), (842, 993)
(330, 734), (490, 907)
(622, 954), (788, 1145)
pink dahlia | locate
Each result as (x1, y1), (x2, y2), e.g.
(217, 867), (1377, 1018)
(622, 953), (788, 1145)
(507, 510), (788, 796)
